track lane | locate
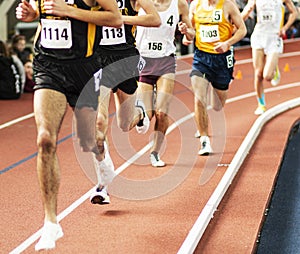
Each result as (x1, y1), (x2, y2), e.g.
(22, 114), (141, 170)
(1, 40), (300, 253)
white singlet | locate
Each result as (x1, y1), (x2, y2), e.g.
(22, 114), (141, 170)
(250, 0), (284, 54)
(136, 0), (179, 58)
(253, 0), (284, 35)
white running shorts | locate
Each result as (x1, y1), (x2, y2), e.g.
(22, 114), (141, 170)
(250, 32), (283, 55)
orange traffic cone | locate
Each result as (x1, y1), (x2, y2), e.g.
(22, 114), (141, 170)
(235, 70), (243, 80)
(284, 63), (290, 72)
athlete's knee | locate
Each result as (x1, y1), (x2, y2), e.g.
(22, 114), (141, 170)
(118, 119), (131, 132)
(212, 97), (226, 111)
(263, 72), (273, 81)
(37, 130), (57, 154)
(155, 110), (168, 122)
(255, 69), (263, 80)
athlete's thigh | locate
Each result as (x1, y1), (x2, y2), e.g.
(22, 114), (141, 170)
(113, 89), (136, 115)
(156, 73), (175, 113)
(98, 85), (111, 116)
(34, 89), (67, 134)
(252, 48), (265, 72)
(136, 81), (154, 113)
(213, 88), (228, 109)
(191, 75), (210, 103)
(264, 52), (279, 78)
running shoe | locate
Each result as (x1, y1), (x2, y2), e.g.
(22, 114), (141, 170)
(94, 141), (116, 186)
(194, 130), (201, 138)
(271, 66), (280, 86)
(254, 104), (267, 115)
(198, 136), (212, 156)
(90, 186), (110, 205)
(35, 221), (64, 251)
(135, 99), (150, 134)
(150, 152), (166, 167)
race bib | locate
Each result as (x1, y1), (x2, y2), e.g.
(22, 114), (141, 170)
(141, 40), (165, 54)
(116, 0), (125, 9)
(259, 10), (275, 24)
(40, 19), (72, 49)
(199, 25), (220, 43)
(226, 47), (234, 68)
(137, 56), (146, 72)
(100, 24), (126, 45)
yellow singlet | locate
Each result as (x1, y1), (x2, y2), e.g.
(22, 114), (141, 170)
(193, 0), (233, 54)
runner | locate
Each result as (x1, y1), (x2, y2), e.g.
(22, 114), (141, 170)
(16, 0), (122, 250)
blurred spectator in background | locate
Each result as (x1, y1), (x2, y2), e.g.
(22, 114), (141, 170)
(0, 40), (22, 99)
(23, 59), (35, 93)
(11, 34), (33, 64)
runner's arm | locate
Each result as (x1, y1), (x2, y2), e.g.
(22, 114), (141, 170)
(42, 0), (122, 27)
(178, 0), (195, 42)
(123, 0), (161, 27)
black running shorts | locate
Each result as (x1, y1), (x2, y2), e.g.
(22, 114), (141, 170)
(33, 54), (100, 109)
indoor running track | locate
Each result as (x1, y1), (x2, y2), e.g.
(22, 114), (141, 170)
(1, 39), (300, 254)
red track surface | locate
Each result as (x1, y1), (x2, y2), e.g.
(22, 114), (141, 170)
(1, 39), (300, 254)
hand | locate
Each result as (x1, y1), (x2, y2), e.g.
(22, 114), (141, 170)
(214, 41), (230, 53)
(182, 35), (193, 46)
(178, 21), (188, 35)
(279, 28), (287, 38)
(16, 0), (37, 22)
(44, 0), (69, 17)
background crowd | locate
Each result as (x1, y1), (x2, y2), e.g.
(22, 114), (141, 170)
(0, 34), (35, 99)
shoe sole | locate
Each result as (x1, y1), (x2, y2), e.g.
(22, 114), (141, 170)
(90, 195), (110, 205)
(151, 163), (166, 167)
(198, 151), (211, 156)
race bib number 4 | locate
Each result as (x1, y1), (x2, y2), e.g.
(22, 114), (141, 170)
(40, 19), (72, 49)
(199, 25), (220, 43)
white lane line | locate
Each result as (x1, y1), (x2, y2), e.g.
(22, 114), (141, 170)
(9, 114), (194, 254)
(0, 113), (34, 130)
(9, 82), (300, 253)
(177, 96), (300, 254)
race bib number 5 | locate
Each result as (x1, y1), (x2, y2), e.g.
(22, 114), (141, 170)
(41, 19), (72, 49)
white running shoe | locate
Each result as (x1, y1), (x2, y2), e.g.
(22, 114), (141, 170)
(90, 186), (110, 205)
(194, 130), (201, 138)
(94, 142), (116, 186)
(198, 136), (212, 156)
(254, 104), (267, 115)
(135, 99), (150, 134)
(150, 152), (166, 167)
(271, 66), (280, 86)
(35, 221), (64, 251)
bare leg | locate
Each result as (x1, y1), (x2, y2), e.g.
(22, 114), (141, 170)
(152, 73), (175, 154)
(191, 75), (210, 137)
(264, 52), (280, 81)
(34, 89), (67, 224)
(211, 87), (228, 111)
(252, 48), (265, 100)
(90, 86), (115, 205)
(95, 85), (111, 161)
(114, 89), (146, 131)
(74, 107), (97, 152)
